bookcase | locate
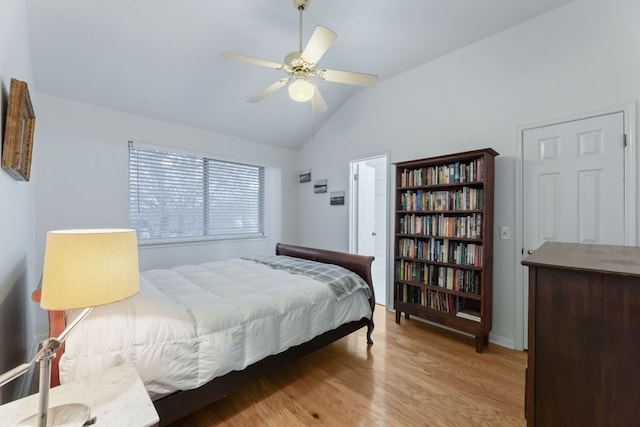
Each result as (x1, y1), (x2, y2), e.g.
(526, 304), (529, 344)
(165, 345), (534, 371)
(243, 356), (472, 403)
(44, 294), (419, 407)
(393, 148), (498, 353)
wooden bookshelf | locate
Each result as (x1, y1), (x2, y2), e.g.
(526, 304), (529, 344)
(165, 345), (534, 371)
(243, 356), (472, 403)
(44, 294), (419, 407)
(393, 148), (498, 353)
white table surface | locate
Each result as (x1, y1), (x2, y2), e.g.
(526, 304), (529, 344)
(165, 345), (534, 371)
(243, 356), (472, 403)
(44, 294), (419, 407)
(0, 362), (159, 426)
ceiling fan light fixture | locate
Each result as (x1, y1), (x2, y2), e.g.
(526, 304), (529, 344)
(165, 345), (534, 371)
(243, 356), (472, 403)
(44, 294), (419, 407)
(288, 78), (315, 102)
(222, 0), (377, 109)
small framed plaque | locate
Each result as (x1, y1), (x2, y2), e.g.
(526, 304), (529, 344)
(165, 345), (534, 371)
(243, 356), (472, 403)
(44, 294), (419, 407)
(2, 78), (36, 181)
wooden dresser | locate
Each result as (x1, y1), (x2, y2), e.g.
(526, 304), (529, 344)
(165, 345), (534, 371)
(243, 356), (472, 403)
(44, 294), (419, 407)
(522, 242), (640, 427)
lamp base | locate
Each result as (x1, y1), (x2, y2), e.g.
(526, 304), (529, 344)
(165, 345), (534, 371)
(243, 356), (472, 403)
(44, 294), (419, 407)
(18, 403), (93, 427)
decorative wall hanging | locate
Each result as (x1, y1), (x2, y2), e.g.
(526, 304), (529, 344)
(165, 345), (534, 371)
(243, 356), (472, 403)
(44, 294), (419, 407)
(330, 191), (345, 205)
(314, 179), (327, 193)
(2, 78), (35, 181)
(299, 169), (311, 183)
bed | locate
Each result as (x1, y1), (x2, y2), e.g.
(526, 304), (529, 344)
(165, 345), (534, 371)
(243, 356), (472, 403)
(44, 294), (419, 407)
(32, 243), (375, 426)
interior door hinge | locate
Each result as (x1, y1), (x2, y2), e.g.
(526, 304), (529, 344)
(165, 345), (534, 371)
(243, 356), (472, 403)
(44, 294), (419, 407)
(353, 174), (358, 181)
(623, 133), (628, 147)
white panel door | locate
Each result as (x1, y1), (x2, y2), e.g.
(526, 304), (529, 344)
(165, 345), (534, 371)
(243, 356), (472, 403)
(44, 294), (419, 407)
(522, 112), (626, 345)
(351, 157), (388, 307)
(357, 163), (376, 257)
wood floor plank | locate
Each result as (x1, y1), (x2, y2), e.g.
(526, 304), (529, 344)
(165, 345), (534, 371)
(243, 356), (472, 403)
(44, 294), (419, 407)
(169, 307), (527, 426)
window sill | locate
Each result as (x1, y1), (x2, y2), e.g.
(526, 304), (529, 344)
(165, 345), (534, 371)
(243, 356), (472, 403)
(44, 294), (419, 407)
(137, 233), (267, 248)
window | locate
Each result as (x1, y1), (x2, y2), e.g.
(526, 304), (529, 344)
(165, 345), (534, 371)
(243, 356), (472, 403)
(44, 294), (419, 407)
(129, 142), (265, 242)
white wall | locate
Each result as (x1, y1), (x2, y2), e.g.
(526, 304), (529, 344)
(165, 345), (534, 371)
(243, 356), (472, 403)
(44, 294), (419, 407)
(33, 93), (300, 327)
(297, 0), (640, 349)
(0, 0), (36, 404)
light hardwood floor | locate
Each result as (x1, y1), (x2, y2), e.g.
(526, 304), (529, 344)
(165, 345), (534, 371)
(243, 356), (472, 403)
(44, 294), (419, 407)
(169, 306), (527, 426)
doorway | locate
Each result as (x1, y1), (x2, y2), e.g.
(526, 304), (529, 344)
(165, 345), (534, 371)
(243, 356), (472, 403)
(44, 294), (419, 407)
(349, 155), (388, 307)
(515, 105), (636, 349)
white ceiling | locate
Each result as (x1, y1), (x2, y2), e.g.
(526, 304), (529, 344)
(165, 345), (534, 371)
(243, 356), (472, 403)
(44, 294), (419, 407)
(25, 0), (574, 149)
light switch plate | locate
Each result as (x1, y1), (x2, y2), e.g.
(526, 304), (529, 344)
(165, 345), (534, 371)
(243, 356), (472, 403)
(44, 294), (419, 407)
(499, 226), (510, 240)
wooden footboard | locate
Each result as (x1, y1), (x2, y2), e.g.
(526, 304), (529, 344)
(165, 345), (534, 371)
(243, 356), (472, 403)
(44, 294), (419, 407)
(32, 243), (376, 425)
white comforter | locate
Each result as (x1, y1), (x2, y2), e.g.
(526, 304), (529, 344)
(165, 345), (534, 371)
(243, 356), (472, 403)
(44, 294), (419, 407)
(59, 258), (372, 398)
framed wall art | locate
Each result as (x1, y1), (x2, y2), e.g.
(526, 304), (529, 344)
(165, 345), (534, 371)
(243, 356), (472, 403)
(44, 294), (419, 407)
(299, 169), (311, 183)
(314, 179), (327, 193)
(2, 78), (36, 181)
(330, 191), (345, 205)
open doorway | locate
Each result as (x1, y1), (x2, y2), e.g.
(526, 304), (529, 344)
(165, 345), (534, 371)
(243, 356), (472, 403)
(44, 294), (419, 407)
(349, 155), (388, 307)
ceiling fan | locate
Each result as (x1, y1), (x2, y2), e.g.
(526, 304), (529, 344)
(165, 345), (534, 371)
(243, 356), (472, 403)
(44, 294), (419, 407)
(221, 0), (378, 113)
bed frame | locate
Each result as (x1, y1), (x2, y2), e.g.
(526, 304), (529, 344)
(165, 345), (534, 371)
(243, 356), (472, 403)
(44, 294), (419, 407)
(32, 243), (375, 426)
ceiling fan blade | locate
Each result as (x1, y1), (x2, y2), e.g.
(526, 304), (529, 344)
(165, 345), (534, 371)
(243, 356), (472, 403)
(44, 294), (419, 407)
(317, 69), (378, 87)
(221, 52), (283, 70)
(247, 78), (289, 103)
(301, 26), (337, 64)
(311, 84), (328, 113)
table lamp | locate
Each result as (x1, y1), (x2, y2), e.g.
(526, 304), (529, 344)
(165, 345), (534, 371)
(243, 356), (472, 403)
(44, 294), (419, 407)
(0, 228), (140, 427)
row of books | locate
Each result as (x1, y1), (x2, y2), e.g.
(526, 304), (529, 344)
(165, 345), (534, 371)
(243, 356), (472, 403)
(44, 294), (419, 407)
(456, 309), (481, 322)
(395, 260), (481, 293)
(400, 285), (457, 313)
(398, 213), (482, 239)
(397, 238), (483, 267)
(399, 284), (482, 321)
(399, 157), (485, 187)
(399, 188), (484, 212)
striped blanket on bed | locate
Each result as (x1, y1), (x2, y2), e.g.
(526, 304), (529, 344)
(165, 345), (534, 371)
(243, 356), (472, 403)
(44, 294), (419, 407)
(244, 255), (371, 300)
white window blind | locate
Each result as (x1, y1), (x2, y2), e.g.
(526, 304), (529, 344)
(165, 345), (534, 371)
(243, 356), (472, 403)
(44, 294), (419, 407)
(129, 142), (265, 241)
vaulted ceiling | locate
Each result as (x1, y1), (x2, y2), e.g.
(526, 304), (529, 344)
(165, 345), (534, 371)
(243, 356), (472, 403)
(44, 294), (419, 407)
(26, 0), (574, 149)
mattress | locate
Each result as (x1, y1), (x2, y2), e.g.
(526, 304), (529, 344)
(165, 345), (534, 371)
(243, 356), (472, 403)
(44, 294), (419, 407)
(58, 258), (372, 398)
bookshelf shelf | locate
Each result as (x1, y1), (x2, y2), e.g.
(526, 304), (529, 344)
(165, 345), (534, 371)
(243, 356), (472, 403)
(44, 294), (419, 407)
(393, 148), (498, 353)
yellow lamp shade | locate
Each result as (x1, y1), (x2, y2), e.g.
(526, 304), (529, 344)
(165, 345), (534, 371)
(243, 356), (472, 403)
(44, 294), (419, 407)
(40, 229), (140, 310)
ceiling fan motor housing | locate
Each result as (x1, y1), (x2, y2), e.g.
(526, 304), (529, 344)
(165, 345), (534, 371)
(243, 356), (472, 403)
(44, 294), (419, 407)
(283, 51), (315, 78)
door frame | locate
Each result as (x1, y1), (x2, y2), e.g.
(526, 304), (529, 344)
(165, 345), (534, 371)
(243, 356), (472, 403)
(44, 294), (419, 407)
(514, 102), (637, 350)
(348, 153), (390, 308)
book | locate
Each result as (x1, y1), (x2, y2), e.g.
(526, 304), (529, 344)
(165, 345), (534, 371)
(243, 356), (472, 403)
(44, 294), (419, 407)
(456, 309), (481, 322)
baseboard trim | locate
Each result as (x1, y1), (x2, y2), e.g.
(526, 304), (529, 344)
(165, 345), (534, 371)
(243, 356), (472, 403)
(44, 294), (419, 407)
(488, 333), (516, 350)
